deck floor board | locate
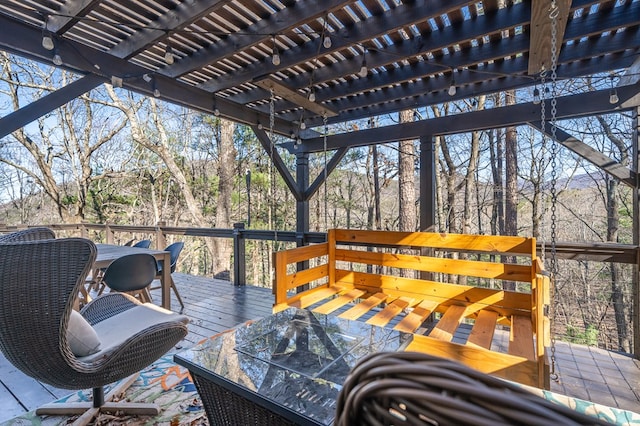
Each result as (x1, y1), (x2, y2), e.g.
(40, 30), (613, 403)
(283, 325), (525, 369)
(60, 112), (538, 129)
(1, 273), (638, 423)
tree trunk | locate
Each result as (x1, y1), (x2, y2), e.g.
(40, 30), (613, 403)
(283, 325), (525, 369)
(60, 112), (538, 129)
(107, 88), (219, 264)
(211, 118), (236, 276)
(504, 91), (518, 237)
(503, 91), (518, 291)
(606, 178), (629, 351)
(398, 109), (417, 233)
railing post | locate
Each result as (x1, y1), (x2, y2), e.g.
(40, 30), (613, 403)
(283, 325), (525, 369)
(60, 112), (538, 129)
(105, 223), (114, 244)
(233, 222), (246, 286)
(156, 222), (166, 250)
(80, 222), (88, 239)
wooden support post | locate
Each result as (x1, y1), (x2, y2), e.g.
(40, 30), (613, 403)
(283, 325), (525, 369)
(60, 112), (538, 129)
(80, 222), (88, 239)
(105, 223), (114, 244)
(419, 135), (436, 232)
(420, 135), (435, 281)
(155, 222), (166, 251)
(233, 222), (246, 286)
(633, 106), (640, 359)
(296, 152), (310, 291)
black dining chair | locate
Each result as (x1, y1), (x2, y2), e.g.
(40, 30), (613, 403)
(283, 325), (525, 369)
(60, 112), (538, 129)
(133, 239), (152, 249)
(102, 253), (158, 303)
(151, 242), (185, 311)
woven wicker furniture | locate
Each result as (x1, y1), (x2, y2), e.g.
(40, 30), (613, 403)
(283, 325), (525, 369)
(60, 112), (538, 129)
(335, 351), (612, 426)
(0, 226), (55, 242)
(0, 231), (189, 426)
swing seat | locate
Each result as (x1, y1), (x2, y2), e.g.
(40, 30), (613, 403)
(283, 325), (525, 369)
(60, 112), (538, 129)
(273, 229), (551, 389)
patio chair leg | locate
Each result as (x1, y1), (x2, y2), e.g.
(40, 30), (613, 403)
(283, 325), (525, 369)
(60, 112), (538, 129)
(35, 373), (159, 426)
(171, 278), (184, 311)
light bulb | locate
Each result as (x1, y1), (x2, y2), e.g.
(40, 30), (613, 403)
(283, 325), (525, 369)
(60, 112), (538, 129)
(257, 123), (263, 130)
(448, 82), (456, 96)
(323, 35), (332, 49)
(308, 90), (316, 102)
(300, 120), (306, 130)
(214, 108), (220, 116)
(533, 87), (541, 105)
(358, 59), (367, 78)
(164, 46), (174, 65)
(111, 76), (123, 88)
(52, 53), (62, 66)
(42, 33), (54, 51)
(609, 89), (619, 105)
(290, 132), (296, 139)
(153, 88), (161, 97)
(271, 36), (280, 66)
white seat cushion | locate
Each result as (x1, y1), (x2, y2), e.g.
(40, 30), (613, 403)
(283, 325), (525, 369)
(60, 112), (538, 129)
(67, 310), (101, 356)
(78, 304), (188, 362)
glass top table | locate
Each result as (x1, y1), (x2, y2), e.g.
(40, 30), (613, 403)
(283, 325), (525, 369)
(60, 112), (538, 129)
(174, 308), (413, 425)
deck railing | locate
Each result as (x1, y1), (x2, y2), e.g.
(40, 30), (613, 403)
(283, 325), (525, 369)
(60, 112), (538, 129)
(1, 222), (638, 358)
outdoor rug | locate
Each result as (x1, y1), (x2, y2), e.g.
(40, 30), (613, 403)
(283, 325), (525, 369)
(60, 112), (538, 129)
(1, 354), (207, 426)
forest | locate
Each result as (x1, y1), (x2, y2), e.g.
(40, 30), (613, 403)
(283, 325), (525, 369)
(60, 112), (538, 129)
(0, 53), (634, 354)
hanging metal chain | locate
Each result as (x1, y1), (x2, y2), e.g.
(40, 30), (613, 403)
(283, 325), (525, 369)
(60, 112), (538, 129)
(548, 0), (560, 381)
(269, 89), (278, 248)
(540, 71), (547, 264)
(323, 114), (329, 231)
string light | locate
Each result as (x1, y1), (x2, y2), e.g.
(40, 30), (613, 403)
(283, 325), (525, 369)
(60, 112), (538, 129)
(609, 76), (619, 104)
(213, 98), (220, 116)
(271, 36), (280, 66)
(164, 45), (174, 65)
(323, 35), (332, 49)
(52, 51), (62, 66)
(308, 88), (316, 102)
(358, 51), (367, 78)
(111, 75), (123, 88)
(152, 77), (160, 97)
(448, 78), (456, 96)
(533, 86), (541, 104)
(42, 17), (54, 51)
(300, 119), (306, 130)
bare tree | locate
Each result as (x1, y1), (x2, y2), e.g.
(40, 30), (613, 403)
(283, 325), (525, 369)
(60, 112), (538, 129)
(0, 54), (126, 222)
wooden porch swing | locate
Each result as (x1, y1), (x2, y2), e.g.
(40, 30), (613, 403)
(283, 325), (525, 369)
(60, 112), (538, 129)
(273, 229), (551, 389)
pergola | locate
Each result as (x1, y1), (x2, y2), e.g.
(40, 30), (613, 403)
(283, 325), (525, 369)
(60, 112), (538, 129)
(0, 0), (638, 357)
(0, 0), (638, 230)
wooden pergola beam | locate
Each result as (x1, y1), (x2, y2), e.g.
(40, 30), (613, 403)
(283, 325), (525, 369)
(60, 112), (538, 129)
(0, 74), (104, 139)
(108, 0), (231, 60)
(201, 0), (476, 92)
(294, 80), (640, 153)
(528, 121), (637, 187)
(527, 0), (572, 75)
(254, 78), (337, 118)
(252, 126), (303, 201)
(170, 0), (351, 79)
(0, 12), (304, 138)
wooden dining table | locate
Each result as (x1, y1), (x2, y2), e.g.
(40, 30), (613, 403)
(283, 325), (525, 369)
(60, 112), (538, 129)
(93, 244), (172, 310)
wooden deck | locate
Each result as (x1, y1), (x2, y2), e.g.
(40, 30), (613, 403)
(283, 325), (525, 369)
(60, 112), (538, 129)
(1, 273), (638, 423)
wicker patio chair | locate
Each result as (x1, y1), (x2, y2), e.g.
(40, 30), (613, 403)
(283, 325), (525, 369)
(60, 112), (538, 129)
(0, 236), (189, 426)
(0, 226), (55, 242)
(335, 351), (611, 426)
